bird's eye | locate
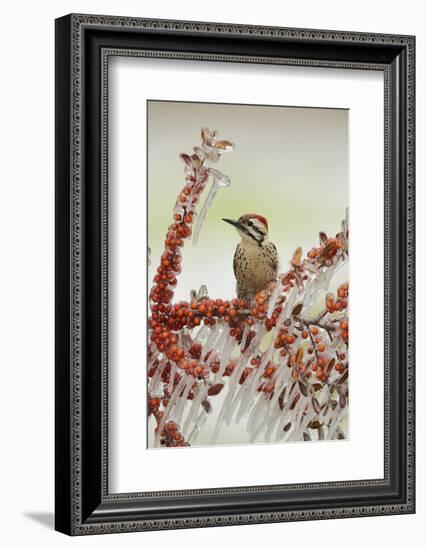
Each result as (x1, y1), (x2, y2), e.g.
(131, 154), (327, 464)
(247, 220), (253, 227)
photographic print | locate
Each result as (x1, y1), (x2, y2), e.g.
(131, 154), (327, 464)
(147, 100), (349, 449)
(56, 16), (415, 533)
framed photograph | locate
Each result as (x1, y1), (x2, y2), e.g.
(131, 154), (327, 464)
(55, 14), (415, 535)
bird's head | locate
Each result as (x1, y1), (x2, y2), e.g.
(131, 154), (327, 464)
(222, 213), (269, 244)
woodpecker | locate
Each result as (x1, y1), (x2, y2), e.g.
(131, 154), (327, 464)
(223, 213), (279, 302)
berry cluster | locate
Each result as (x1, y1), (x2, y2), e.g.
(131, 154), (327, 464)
(326, 282), (349, 313)
(160, 421), (190, 448)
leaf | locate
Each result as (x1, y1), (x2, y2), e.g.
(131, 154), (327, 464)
(202, 399), (212, 413)
(296, 347), (304, 364)
(282, 272), (293, 285)
(292, 303), (303, 317)
(327, 358), (335, 374)
(308, 420), (323, 430)
(179, 153), (192, 167)
(283, 422), (292, 432)
(298, 379), (308, 397)
(208, 383), (224, 396)
(191, 154), (202, 170)
(197, 284), (209, 301)
(201, 127), (211, 144)
(321, 242), (337, 258)
(319, 231), (328, 245)
(214, 139), (234, 151)
(311, 383), (322, 392)
(290, 394), (300, 409)
(292, 247), (302, 266)
(312, 396), (321, 414)
(339, 391), (347, 409)
(278, 387), (286, 410)
(337, 369), (349, 385)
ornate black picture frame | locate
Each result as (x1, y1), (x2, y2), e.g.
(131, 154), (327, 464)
(55, 14), (415, 535)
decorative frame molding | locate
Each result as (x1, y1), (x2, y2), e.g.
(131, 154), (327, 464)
(55, 14), (415, 535)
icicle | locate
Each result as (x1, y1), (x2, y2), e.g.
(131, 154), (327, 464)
(320, 404), (336, 437)
(240, 324), (250, 352)
(336, 425), (347, 439)
(275, 382), (299, 440)
(327, 406), (348, 440)
(264, 413), (281, 443)
(264, 364), (292, 441)
(203, 322), (220, 354)
(231, 382), (250, 425)
(290, 398), (315, 441)
(323, 263), (336, 292)
(188, 409), (209, 445)
(218, 333), (236, 376)
(249, 364), (286, 439)
(173, 375), (194, 424)
(183, 383), (208, 435)
(223, 347), (254, 427)
(156, 375), (188, 446)
(249, 396), (270, 442)
(286, 394), (309, 441)
(208, 325), (227, 369)
(303, 277), (321, 310)
(246, 390), (265, 436)
(212, 333), (258, 442)
(229, 321), (265, 423)
(167, 364), (176, 394)
(232, 326), (269, 422)
(148, 359), (167, 394)
(181, 327), (194, 351)
(193, 170), (231, 246)
(267, 282), (283, 318)
(279, 286), (298, 323)
(194, 324), (211, 345)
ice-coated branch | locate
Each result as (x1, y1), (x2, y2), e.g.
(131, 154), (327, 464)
(148, 128), (349, 448)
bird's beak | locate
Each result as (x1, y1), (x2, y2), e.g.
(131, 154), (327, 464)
(222, 218), (241, 230)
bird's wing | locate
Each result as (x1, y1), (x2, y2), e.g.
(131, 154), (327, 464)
(233, 244), (241, 277)
(266, 242), (279, 274)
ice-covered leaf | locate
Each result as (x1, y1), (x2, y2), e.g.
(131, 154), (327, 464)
(214, 139), (235, 151)
(208, 383), (224, 396)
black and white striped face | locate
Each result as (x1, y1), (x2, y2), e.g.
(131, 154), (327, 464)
(223, 214), (269, 244)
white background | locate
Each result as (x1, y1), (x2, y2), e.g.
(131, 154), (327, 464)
(0, 0), (423, 548)
(110, 59), (383, 492)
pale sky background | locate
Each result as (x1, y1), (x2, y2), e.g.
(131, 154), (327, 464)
(147, 100), (348, 447)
